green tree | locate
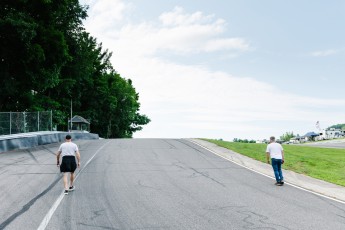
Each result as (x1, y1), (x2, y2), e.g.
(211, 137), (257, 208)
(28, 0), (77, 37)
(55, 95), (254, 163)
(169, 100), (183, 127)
(0, 0), (150, 137)
(0, 0), (85, 111)
(327, 124), (345, 130)
(280, 132), (295, 142)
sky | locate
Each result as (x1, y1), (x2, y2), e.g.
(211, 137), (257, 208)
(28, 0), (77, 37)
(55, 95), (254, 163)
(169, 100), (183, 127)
(79, 0), (345, 141)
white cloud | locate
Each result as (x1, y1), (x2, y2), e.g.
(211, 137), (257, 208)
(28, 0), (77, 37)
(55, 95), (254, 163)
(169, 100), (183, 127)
(311, 49), (338, 57)
(114, 56), (345, 139)
(80, 0), (345, 139)
(159, 6), (218, 26)
(94, 4), (250, 56)
(204, 38), (250, 52)
(80, 0), (130, 36)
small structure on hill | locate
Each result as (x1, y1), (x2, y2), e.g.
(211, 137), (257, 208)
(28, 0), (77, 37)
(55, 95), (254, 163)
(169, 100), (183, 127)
(303, 131), (319, 141)
(68, 115), (90, 132)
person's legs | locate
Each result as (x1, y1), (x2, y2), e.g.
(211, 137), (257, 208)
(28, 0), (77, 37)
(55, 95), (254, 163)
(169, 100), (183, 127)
(69, 157), (77, 190)
(60, 157), (68, 190)
(271, 158), (281, 183)
(277, 160), (284, 182)
(63, 173), (69, 190)
(70, 172), (74, 187)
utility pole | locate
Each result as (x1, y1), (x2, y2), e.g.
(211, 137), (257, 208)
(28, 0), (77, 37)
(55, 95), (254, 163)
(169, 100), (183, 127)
(70, 99), (73, 131)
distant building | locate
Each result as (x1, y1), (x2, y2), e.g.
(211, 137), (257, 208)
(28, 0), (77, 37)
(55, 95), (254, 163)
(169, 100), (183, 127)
(290, 136), (303, 144)
(318, 128), (345, 140)
(302, 132), (320, 141)
(68, 115), (90, 132)
(256, 139), (268, 144)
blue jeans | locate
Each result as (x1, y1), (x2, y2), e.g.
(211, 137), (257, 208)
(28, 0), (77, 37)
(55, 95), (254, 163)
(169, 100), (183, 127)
(271, 158), (284, 182)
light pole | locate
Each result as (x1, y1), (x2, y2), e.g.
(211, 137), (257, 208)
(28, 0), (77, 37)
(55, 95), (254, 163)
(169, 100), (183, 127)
(70, 99), (73, 131)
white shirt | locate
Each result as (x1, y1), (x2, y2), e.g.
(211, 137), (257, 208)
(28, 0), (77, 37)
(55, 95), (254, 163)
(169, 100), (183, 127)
(58, 142), (79, 157)
(266, 142), (283, 159)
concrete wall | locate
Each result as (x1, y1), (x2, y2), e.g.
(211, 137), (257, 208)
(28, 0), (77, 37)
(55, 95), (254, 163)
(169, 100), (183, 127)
(0, 132), (99, 153)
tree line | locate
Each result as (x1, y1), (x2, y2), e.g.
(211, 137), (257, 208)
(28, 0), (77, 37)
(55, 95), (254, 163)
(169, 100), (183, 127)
(0, 0), (150, 138)
(233, 138), (256, 143)
(327, 124), (345, 130)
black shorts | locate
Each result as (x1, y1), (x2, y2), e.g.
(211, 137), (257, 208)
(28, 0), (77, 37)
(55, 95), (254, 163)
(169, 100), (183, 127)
(60, 156), (77, 173)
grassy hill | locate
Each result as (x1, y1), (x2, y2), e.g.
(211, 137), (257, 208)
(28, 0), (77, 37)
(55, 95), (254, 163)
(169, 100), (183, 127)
(328, 123), (345, 130)
(203, 139), (345, 187)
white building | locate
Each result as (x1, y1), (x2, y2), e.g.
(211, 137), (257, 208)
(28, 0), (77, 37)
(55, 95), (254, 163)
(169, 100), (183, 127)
(317, 128), (345, 140)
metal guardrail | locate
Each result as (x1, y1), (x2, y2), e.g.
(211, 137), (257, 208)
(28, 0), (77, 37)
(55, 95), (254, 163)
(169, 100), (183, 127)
(0, 131), (99, 153)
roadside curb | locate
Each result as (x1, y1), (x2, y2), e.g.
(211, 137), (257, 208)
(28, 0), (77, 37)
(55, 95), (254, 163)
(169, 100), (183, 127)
(186, 138), (345, 204)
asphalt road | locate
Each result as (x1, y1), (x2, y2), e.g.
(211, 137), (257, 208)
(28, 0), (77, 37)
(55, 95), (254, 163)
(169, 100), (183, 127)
(302, 140), (345, 149)
(1, 139), (345, 230)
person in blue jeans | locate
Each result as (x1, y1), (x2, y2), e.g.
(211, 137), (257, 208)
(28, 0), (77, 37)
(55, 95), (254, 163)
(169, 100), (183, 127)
(266, 136), (285, 186)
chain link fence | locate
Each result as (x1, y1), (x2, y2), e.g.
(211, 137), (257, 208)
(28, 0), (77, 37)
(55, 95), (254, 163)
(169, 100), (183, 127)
(0, 111), (52, 135)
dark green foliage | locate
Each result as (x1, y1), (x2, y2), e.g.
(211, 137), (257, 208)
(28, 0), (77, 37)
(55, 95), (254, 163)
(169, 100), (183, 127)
(233, 138), (256, 143)
(327, 124), (345, 130)
(0, 0), (150, 137)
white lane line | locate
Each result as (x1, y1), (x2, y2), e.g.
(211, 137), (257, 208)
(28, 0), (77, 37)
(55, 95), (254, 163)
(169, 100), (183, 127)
(188, 139), (345, 205)
(37, 140), (111, 230)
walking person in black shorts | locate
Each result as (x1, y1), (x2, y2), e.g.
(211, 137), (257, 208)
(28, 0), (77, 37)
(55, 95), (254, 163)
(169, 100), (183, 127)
(56, 134), (81, 195)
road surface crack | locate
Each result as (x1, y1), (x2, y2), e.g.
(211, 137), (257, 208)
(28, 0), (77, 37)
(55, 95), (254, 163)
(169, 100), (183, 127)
(0, 174), (62, 229)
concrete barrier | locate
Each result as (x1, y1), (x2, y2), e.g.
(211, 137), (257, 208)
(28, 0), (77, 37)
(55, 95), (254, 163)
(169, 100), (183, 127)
(0, 131), (99, 153)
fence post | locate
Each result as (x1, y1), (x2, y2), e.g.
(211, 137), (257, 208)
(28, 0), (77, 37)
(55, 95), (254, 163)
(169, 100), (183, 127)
(50, 110), (53, 131)
(10, 112), (12, 135)
(23, 112), (26, 133)
(38, 111), (40, 131)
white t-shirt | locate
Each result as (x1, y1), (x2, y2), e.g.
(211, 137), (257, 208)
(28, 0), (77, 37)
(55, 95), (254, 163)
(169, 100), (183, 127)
(266, 142), (283, 159)
(58, 142), (79, 157)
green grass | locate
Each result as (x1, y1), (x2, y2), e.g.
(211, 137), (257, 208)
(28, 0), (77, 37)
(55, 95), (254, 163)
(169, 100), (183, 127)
(202, 139), (345, 187)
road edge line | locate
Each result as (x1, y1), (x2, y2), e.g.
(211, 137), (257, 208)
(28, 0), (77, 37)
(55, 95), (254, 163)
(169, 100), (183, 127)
(37, 140), (111, 230)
